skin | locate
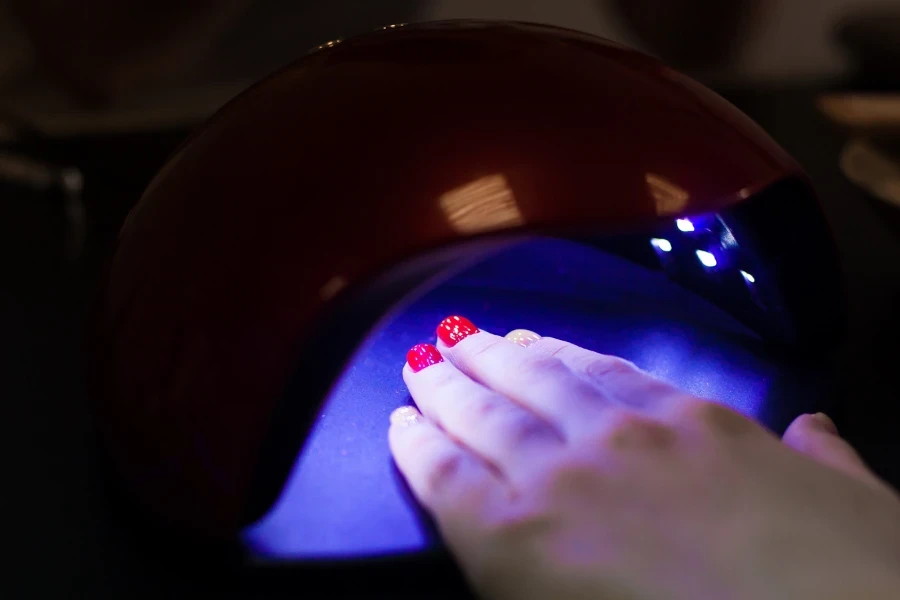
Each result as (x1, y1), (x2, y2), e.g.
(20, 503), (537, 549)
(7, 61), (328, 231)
(389, 327), (900, 600)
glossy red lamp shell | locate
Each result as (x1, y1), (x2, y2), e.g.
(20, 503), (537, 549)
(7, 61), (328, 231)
(91, 21), (809, 538)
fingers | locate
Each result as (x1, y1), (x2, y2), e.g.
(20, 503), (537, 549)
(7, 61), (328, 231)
(507, 329), (683, 411)
(782, 413), (885, 488)
(389, 406), (503, 516)
(435, 317), (608, 435)
(403, 344), (563, 480)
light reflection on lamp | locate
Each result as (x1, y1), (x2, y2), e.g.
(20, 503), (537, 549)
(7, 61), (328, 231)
(312, 39), (343, 52)
(720, 228), (738, 250)
(676, 218), (694, 232)
(741, 270), (755, 284)
(439, 174), (524, 234)
(696, 250), (717, 267)
(715, 216), (739, 250)
(646, 173), (689, 215)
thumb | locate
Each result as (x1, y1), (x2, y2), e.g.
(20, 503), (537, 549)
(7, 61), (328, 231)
(782, 413), (883, 487)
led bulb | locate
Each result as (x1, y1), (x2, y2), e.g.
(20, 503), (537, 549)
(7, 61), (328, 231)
(696, 250), (717, 268)
(741, 270), (755, 283)
(650, 238), (672, 252)
(676, 218), (695, 232)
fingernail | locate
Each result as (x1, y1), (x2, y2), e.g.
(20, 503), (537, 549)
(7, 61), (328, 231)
(811, 412), (838, 434)
(406, 343), (444, 372)
(390, 406), (423, 427)
(437, 315), (479, 347)
(505, 328), (541, 348)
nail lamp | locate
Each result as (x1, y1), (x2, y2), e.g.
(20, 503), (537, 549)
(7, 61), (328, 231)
(90, 21), (843, 568)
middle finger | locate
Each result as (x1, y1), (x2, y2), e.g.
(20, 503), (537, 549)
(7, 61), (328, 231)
(435, 316), (611, 436)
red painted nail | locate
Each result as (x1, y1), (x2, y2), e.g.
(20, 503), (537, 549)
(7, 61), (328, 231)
(406, 343), (444, 373)
(437, 315), (479, 347)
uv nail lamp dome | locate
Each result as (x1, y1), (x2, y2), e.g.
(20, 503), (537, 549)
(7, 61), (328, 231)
(91, 20), (842, 566)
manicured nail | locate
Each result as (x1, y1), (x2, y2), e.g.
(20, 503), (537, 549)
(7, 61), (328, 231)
(406, 343), (443, 372)
(437, 315), (479, 347)
(390, 406), (423, 427)
(505, 328), (541, 348)
(811, 412), (838, 434)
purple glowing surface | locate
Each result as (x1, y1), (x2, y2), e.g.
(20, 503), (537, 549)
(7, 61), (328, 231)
(240, 238), (818, 560)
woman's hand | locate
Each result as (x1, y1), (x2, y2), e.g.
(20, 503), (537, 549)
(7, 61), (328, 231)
(389, 316), (900, 600)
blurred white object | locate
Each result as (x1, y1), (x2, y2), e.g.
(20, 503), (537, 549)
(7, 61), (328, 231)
(840, 139), (900, 208)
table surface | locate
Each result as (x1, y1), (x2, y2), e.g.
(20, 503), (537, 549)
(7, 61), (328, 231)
(4, 87), (900, 598)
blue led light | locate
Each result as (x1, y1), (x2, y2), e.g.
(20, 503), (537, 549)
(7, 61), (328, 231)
(650, 238), (672, 252)
(741, 270), (755, 283)
(676, 218), (695, 232)
(696, 250), (717, 268)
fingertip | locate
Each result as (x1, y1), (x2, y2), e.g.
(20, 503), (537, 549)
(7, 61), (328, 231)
(783, 412), (882, 486)
(390, 405), (423, 428)
(388, 406), (427, 462)
(388, 418), (411, 456)
(810, 412), (839, 434)
(406, 343), (443, 373)
(436, 315), (480, 348)
(784, 412), (838, 440)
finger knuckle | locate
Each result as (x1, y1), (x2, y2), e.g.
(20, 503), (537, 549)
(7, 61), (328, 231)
(480, 505), (552, 546)
(465, 338), (506, 365)
(513, 354), (569, 383)
(453, 393), (505, 431)
(542, 454), (605, 497)
(428, 369), (458, 392)
(424, 451), (467, 497)
(673, 399), (757, 437)
(584, 356), (638, 381)
(529, 337), (566, 356)
(405, 426), (441, 453)
(596, 411), (676, 451)
(672, 398), (722, 423)
(498, 408), (558, 448)
(468, 394), (506, 420)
